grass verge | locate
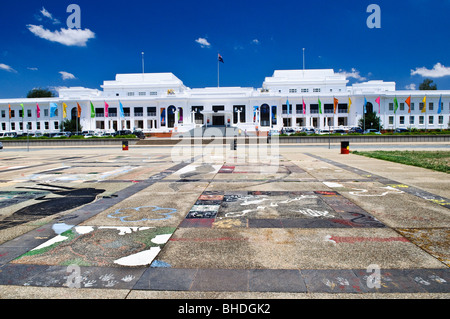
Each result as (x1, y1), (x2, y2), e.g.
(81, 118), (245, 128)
(352, 150), (450, 174)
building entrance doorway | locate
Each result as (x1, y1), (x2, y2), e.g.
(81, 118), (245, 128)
(212, 115), (225, 126)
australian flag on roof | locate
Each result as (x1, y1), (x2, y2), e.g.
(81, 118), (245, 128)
(218, 54), (224, 63)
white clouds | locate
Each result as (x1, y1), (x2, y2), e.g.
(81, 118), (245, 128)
(59, 71), (76, 80)
(405, 83), (417, 90)
(411, 62), (450, 78)
(27, 24), (95, 47)
(195, 37), (211, 48)
(40, 7), (60, 24)
(252, 39), (260, 44)
(0, 63), (17, 73)
(27, 67), (39, 71)
(337, 68), (367, 81)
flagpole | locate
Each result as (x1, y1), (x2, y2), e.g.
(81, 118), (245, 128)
(217, 53), (220, 88)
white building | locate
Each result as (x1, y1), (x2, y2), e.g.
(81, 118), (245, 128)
(1, 69), (449, 135)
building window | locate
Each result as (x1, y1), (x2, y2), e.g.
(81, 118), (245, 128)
(419, 116), (424, 125)
(19, 110), (23, 118)
(11, 110), (15, 118)
(301, 88), (309, 93)
(289, 89), (297, 93)
(27, 122), (32, 130)
(45, 122), (49, 130)
(399, 116), (405, 125)
(411, 103), (415, 111)
(139, 92), (146, 96)
(1, 123), (5, 130)
(19, 122), (23, 130)
(36, 122), (41, 130)
(27, 109), (32, 117)
(400, 103), (405, 111)
(11, 123), (15, 130)
(410, 116), (415, 124)
(429, 103), (434, 111)
(1, 110), (5, 118)
(127, 92), (135, 97)
(439, 116), (444, 124)
(389, 103), (394, 111)
(150, 92), (158, 96)
(429, 116), (434, 125)
(389, 116), (394, 125)
(419, 103), (424, 111)
(313, 88), (320, 93)
(44, 109), (49, 117)
(54, 121), (59, 130)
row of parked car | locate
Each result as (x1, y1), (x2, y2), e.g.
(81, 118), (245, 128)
(0, 130), (146, 139)
(268, 127), (399, 136)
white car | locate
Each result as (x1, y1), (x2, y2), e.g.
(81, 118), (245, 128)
(317, 129), (331, 135)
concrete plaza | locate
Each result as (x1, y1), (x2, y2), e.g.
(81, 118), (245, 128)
(0, 141), (449, 299)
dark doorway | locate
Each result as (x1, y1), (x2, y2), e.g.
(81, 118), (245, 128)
(260, 104), (270, 127)
(212, 115), (225, 126)
(168, 105), (176, 128)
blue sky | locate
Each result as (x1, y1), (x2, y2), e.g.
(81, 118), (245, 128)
(1, 0), (450, 98)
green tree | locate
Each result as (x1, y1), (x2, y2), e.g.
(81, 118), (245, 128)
(60, 119), (82, 133)
(27, 88), (56, 98)
(359, 111), (382, 131)
(419, 79), (437, 90)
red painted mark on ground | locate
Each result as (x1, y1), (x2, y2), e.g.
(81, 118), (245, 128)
(170, 237), (248, 242)
(219, 166), (235, 173)
(0, 253), (7, 257)
(329, 236), (409, 244)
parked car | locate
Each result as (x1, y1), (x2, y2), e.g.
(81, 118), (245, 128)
(333, 129), (347, 135)
(394, 128), (409, 133)
(114, 130), (132, 137)
(284, 128), (296, 136)
(364, 129), (382, 134)
(133, 131), (146, 139)
(303, 128), (315, 135)
(349, 127), (363, 134)
(52, 133), (66, 138)
(0, 141), (3, 150)
(317, 129), (331, 135)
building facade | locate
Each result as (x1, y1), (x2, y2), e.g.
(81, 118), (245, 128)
(1, 69), (449, 135)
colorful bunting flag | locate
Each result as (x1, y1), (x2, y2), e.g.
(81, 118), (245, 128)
(104, 101), (109, 118)
(394, 97), (398, 114)
(77, 103), (82, 118)
(50, 103), (58, 118)
(421, 96), (427, 113)
(63, 102), (68, 118)
(119, 101), (125, 118)
(90, 102), (95, 118)
(438, 95), (442, 114)
(318, 98), (322, 114)
(405, 96), (411, 114)
(333, 97), (338, 114)
(36, 103), (40, 119)
(375, 96), (381, 113)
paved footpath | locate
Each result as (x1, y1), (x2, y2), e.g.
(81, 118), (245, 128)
(0, 143), (448, 300)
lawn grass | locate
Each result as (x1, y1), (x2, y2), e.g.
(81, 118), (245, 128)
(352, 150), (450, 174)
